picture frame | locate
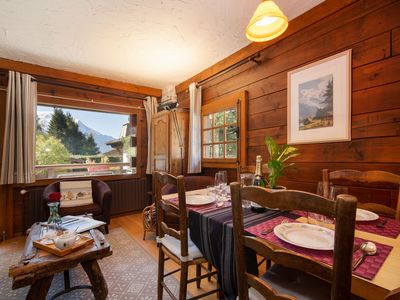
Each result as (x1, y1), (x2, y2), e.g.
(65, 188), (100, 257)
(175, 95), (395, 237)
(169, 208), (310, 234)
(287, 49), (351, 145)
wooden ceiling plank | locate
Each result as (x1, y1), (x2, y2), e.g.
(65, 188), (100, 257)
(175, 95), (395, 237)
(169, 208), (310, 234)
(0, 57), (162, 97)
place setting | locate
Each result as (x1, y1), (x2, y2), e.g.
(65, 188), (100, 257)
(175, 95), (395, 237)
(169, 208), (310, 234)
(245, 213), (394, 280)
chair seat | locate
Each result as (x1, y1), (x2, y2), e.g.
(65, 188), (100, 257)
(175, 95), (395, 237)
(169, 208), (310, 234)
(59, 203), (102, 217)
(158, 232), (203, 261)
(248, 264), (363, 300)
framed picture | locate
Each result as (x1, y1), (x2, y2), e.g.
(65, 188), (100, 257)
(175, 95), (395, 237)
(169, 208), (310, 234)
(287, 49), (351, 144)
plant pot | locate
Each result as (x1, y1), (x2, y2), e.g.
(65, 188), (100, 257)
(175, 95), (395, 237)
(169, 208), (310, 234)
(266, 185), (286, 192)
(251, 185), (286, 212)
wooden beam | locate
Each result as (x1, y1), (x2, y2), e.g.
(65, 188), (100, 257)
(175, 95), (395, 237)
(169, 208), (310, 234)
(0, 57), (162, 97)
(175, 0), (357, 94)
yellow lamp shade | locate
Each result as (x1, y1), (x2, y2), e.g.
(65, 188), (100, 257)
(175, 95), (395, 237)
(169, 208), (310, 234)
(246, 0), (288, 42)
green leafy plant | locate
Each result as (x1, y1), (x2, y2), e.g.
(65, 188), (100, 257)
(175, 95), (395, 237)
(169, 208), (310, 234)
(264, 136), (299, 189)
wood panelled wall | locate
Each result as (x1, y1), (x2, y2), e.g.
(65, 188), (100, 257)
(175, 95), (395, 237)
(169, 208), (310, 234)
(177, 0), (400, 206)
(0, 63), (161, 239)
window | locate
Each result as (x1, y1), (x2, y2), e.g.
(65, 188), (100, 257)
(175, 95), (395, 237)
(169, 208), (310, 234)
(36, 105), (138, 179)
(201, 91), (248, 167)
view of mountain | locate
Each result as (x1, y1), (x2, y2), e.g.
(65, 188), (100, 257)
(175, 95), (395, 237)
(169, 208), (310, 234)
(37, 111), (115, 153)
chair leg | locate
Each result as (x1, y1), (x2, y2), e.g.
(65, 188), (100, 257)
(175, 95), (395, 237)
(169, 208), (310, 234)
(179, 261), (189, 300)
(104, 224), (109, 234)
(157, 247), (165, 300)
(143, 230), (146, 240)
(196, 264), (201, 288)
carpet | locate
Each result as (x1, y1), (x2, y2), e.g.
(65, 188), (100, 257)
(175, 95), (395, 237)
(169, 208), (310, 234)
(0, 227), (180, 299)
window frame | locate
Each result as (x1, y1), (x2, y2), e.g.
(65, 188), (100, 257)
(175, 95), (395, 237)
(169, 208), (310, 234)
(35, 99), (143, 181)
(201, 90), (248, 168)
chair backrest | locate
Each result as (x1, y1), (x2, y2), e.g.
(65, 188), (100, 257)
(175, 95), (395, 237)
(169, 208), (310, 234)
(230, 182), (357, 300)
(161, 175), (214, 195)
(322, 169), (400, 220)
(154, 171), (189, 257)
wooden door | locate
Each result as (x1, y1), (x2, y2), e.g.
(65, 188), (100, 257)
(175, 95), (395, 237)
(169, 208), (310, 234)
(152, 112), (169, 172)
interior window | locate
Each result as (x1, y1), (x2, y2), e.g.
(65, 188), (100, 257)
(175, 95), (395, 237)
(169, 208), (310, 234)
(201, 91), (247, 167)
(35, 105), (137, 179)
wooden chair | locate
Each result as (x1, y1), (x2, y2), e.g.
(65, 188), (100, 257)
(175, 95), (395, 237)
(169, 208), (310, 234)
(154, 171), (219, 300)
(230, 182), (357, 300)
(322, 169), (400, 220)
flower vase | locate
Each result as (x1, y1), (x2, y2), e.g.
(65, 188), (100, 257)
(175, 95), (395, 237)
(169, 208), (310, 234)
(47, 202), (62, 225)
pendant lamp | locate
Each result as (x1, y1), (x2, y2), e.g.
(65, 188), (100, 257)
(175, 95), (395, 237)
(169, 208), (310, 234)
(246, 0), (288, 42)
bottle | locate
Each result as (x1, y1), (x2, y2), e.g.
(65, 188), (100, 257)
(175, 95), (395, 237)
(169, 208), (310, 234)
(251, 155), (267, 213)
(253, 155), (266, 187)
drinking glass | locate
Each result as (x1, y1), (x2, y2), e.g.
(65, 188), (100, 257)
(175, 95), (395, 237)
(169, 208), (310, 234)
(240, 173), (254, 187)
(214, 172), (224, 187)
(329, 185), (349, 201)
(316, 181), (332, 198)
(219, 171), (228, 186)
(240, 173), (254, 208)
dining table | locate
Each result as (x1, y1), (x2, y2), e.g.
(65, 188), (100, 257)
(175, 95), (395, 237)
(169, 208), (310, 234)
(162, 188), (400, 300)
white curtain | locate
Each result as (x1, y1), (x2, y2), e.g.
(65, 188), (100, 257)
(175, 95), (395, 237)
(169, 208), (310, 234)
(1, 71), (37, 184)
(144, 96), (158, 174)
(188, 82), (202, 174)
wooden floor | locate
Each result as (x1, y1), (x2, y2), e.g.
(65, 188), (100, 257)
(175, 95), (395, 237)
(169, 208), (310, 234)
(110, 212), (219, 299)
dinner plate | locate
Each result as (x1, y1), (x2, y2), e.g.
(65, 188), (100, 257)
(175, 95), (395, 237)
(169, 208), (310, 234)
(186, 195), (215, 206)
(356, 208), (379, 221)
(274, 223), (335, 250)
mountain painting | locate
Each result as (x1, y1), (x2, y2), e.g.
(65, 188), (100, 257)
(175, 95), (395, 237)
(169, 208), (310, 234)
(298, 74), (333, 131)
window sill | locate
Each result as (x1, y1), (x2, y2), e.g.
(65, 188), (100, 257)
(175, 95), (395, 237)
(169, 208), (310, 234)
(17, 173), (142, 188)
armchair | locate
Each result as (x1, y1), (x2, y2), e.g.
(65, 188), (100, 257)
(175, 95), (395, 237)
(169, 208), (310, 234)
(42, 179), (112, 233)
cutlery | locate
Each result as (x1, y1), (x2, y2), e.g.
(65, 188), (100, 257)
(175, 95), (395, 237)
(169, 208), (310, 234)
(353, 241), (377, 271)
(376, 219), (388, 229)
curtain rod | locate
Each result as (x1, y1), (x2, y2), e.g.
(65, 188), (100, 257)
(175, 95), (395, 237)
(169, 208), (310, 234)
(195, 52), (262, 88)
(29, 78), (148, 100)
(0, 87), (145, 111)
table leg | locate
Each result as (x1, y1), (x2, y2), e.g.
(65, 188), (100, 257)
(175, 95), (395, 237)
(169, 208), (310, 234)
(81, 259), (108, 300)
(26, 275), (54, 300)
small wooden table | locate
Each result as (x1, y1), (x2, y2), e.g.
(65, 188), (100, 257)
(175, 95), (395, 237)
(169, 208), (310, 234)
(8, 223), (113, 300)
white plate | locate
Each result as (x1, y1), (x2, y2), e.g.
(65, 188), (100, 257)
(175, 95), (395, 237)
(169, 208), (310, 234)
(186, 195), (215, 206)
(356, 208), (379, 221)
(274, 223), (335, 250)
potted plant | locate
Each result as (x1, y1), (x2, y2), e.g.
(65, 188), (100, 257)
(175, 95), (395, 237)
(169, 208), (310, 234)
(264, 136), (299, 189)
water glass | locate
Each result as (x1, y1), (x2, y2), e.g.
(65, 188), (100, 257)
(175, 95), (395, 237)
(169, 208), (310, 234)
(215, 171), (228, 186)
(240, 173), (254, 187)
(316, 181), (332, 198)
(329, 185), (349, 201)
(214, 172), (224, 187)
(240, 173), (254, 208)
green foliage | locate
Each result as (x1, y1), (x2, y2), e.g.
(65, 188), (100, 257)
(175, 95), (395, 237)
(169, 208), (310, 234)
(83, 133), (100, 155)
(264, 136), (299, 189)
(47, 108), (99, 155)
(36, 133), (71, 165)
